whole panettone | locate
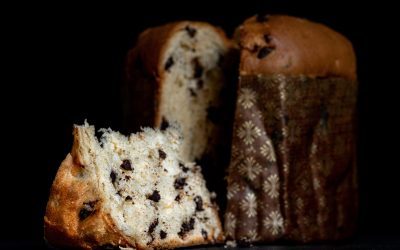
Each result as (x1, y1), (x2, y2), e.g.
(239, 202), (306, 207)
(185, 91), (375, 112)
(224, 15), (358, 242)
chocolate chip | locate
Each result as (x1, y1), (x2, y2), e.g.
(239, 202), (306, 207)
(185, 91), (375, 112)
(160, 117), (170, 130)
(164, 57), (174, 71)
(189, 88), (197, 97)
(79, 208), (92, 220)
(192, 58), (203, 78)
(175, 194), (181, 202)
(264, 34), (271, 43)
(158, 149), (167, 160)
(179, 162), (189, 173)
(125, 175), (130, 180)
(174, 177), (187, 190)
(147, 190), (161, 202)
(194, 196), (204, 211)
(185, 26), (197, 38)
(207, 106), (220, 124)
(196, 79), (204, 89)
(178, 218), (195, 238)
(120, 159), (132, 171)
(125, 196), (132, 201)
(256, 13), (269, 22)
(201, 229), (208, 240)
(160, 230), (167, 239)
(79, 201), (97, 220)
(110, 171), (117, 184)
(116, 190), (122, 196)
(257, 46), (273, 59)
(148, 218), (159, 234)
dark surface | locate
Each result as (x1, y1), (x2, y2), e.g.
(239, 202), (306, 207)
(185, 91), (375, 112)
(3, 0), (399, 248)
(2, 235), (400, 249)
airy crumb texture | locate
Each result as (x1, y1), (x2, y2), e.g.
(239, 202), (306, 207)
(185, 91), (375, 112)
(159, 23), (228, 162)
(44, 122), (224, 249)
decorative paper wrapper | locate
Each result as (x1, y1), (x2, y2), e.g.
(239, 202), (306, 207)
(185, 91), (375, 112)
(225, 75), (358, 242)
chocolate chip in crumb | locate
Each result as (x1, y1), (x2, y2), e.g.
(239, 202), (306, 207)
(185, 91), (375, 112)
(148, 218), (159, 234)
(257, 46), (273, 59)
(196, 79), (204, 89)
(185, 26), (197, 38)
(110, 171), (117, 184)
(125, 175), (130, 180)
(192, 58), (203, 78)
(201, 229), (208, 240)
(160, 230), (167, 239)
(178, 218), (195, 238)
(179, 162), (189, 173)
(194, 196), (204, 211)
(264, 34), (271, 43)
(79, 200), (97, 220)
(147, 190), (161, 202)
(175, 194), (181, 202)
(174, 177), (187, 190)
(79, 208), (93, 220)
(125, 196), (132, 201)
(164, 56), (174, 71)
(158, 149), (167, 160)
(189, 88), (197, 97)
(120, 159), (132, 171)
(160, 117), (170, 130)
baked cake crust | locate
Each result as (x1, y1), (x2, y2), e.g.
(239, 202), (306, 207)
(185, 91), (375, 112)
(236, 15), (356, 80)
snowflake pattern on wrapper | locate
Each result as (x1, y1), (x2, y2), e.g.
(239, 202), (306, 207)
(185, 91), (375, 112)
(227, 183), (240, 200)
(237, 121), (261, 145)
(225, 75), (358, 242)
(263, 210), (284, 235)
(238, 88), (257, 109)
(240, 192), (257, 218)
(260, 140), (276, 162)
(238, 157), (262, 181)
(225, 212), (236, 236)
(263, 174), (279, 199)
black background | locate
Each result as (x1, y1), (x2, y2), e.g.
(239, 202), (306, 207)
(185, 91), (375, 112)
(3, 1), (399, 248)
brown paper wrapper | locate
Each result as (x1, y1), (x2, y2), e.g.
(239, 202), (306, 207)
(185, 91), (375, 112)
(225, 74), (358, 242)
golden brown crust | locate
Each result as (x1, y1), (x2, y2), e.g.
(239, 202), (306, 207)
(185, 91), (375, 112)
(126, 21), (232, 127)
(237, 15), (356, 80)
(133, 21), (231, 79)
(44, 154), (133, 249)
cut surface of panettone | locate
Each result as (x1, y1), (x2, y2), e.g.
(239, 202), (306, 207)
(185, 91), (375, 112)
(44, 123), (223, 249)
